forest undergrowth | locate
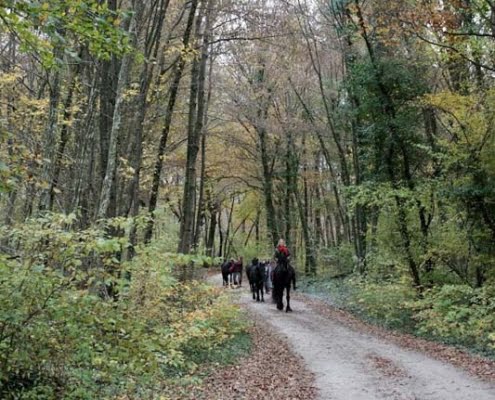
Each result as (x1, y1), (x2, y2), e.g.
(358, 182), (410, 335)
(0, 214), (248, 400)
(299, 268), (495, 360)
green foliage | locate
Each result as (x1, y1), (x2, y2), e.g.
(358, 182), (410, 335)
(302, 276), (495, 355)
(0, 0), (130, 67)
(412, 285), (495, 353)
(319, 243), (355, 277)
(349, 278), (417, 331)
(0, 214), (247, 399)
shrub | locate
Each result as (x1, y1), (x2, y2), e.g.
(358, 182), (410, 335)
(349, 279), (417, 331)
(319, 243), (355, 277)
(412, 284), (495, 353)
(0, 214), (247, 399)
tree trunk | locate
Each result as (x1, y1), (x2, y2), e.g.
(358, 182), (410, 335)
(288, 129), (317, 275)
(97, 3), (144, 220)
(47, 56), (83, 210)
(179, 2), (211, 253)
(127, 0), (170, 257)
(39, 56), (62, 211)
(144, 0), (199, 242)
(206, 203), (218, 257)
(193, 51), (214, 250)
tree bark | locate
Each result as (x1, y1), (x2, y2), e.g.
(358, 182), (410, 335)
(144, 0), (199, 242)
(127, 0), (170, 257)
(97, 3), (144, 220)
(179, 1), (211, 253)
(39, 53), (63, 211)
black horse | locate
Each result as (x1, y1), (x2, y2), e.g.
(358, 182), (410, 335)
(221, 260), (232, 286)
(246, 259), (256, 292)
(272, 262), (296, 312)
(249, 261), (265, 302)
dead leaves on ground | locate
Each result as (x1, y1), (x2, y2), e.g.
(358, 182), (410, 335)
(177, 310), (317, 400)
(295, 292), (495, 382)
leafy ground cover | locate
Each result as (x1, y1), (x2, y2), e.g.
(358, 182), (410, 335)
(178, 308), (317, 400)
(0, 215), (248, 399)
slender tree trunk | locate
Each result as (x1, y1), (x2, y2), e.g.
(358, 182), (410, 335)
(97, 3), (144, 220)
(217, 208), (224, 258)
(314, 186), (324, 247)
(284, 140), (292, 246)
(144, 0), (199, 242)
(206, 202), (218, 257)
(127, 0), (170, 257)
(288, 130), (317, 275)
(98, 0), (119, 190)
(47, 57), (83, 210)
(39, 58), (62, 211)
(193, 52), (214, 249)
(179, 1), (211, 253)
(223, 196), (235, 257)
(259, 123), (279, 247)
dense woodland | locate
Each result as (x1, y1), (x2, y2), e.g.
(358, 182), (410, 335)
(0, 0), (494, 398)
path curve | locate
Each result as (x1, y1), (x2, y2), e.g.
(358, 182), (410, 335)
(214, 274), (495, 400)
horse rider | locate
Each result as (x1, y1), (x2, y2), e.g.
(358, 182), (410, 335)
(274, 238), (290, 267)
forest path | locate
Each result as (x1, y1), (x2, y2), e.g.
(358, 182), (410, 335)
(211, 273), (495, 400)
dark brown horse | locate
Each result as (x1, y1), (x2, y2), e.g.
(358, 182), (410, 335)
(249, 261), (266, 302)
(272, 262), (296, 312)
(221, 260), (232, 286)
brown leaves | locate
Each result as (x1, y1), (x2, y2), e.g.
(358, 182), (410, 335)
(366, 353), (409, 379)
(180, 310), (317, 400)
(294, 292), (495, 383)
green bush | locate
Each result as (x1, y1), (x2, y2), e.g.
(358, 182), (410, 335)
(412, 285), (495, 353)
(0, 214), (247, 399)
(318, 243), (355, 277)
(348, 279), (417, 331)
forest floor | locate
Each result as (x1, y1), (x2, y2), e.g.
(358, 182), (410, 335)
(195, 273), (495, 400)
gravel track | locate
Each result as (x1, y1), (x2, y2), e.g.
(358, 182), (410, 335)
(214, 274), (495, 400)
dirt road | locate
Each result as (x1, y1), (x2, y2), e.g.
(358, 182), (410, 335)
(216, 275), (495, 400)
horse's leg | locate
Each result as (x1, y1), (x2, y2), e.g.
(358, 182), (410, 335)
(286, 284), (292, 312)
(276, 286), (283, 310)
(260, 282), (264, 302)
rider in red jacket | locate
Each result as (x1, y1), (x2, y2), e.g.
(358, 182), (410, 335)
(274, 239), (290, 267)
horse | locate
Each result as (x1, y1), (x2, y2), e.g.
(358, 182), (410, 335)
(246, 259), (256, 293)
(272, 261), (296, 312)
(249, 261), (265, 302)
(221, 261), (232, 286)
